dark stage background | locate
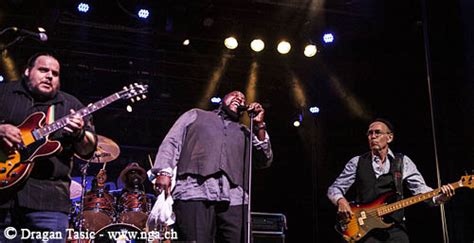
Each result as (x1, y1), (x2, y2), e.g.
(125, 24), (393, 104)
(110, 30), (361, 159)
(1, 0), (473, 242)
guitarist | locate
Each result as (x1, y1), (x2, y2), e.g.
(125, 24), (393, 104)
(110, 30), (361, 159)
(0, 53), (97, 242)
(327, 118), (455, 242)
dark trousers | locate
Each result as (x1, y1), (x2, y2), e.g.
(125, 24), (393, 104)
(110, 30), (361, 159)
(360, 226), (409, 243)
(0, 207), (68, 243)
(174, 200), (248, 243)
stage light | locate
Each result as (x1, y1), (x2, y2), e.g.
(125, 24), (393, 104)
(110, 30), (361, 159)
(309, 106), (320, 114)
(183, 39), (190, 46)
(292, 113), (303, 127)
(304, 44), (317, 57)
(210, 96), (221, 104)
(77, 3), (90, 13)
(323, 33), (334, 43)
(277, 41), (291, 54)
(126, 105), (133, 112)
(224, 37), (238, 50)
(138, 9), (150, 19)
(0, 75), (4, 82)
(250, 39), (265, 52)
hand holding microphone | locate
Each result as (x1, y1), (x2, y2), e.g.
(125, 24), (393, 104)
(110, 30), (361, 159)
(238, 102), (265, 123)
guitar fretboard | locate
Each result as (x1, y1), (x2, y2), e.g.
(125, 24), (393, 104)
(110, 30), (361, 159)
(377, 181), (461, 216)
(35, 92), (121, 138)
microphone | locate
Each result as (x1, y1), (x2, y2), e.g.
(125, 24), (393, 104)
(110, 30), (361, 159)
(13, 27), (48, 42)
(237, 105), (249, 112)
(237, 105), (259, 115)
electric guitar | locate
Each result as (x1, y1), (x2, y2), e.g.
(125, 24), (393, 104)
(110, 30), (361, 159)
(336, 174), (474, 242)
(0, 83), (148, 190)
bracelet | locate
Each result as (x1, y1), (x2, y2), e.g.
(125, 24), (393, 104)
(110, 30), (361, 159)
(157, 171), (172, 177)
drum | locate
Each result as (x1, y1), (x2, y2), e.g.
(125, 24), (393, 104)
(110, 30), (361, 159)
(82, 189), (115, 232)
(117, 190), (151, 230)
(92, 223), (143, 243)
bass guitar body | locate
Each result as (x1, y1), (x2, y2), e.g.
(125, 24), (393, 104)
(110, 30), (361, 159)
(337, 192), (395, 242)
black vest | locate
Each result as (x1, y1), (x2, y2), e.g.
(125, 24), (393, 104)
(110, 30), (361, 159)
(177, 109), (249, 189)
(355, 152), (404, 223)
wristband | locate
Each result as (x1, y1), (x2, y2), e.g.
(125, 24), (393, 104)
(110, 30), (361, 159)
(157, 171), (173, 177)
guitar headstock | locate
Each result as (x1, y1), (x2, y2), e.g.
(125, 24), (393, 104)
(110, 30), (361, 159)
(459, 174), (474, 189)
(119, 83), (149, 102)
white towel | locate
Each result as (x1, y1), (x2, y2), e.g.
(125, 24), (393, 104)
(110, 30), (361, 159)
(146, 167), (177, 229)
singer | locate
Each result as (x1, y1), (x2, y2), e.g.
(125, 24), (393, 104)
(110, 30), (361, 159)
(152, 90), (273, 243)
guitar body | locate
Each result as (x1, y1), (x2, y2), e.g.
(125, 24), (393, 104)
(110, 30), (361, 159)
(338, 192), (395, 242)
(336, 175), (474, 242)
(0, 112), (61, 190)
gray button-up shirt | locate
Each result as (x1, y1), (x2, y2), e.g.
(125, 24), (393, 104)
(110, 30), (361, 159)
(327, 149), (433, 206)
(153, 108), (273, 206)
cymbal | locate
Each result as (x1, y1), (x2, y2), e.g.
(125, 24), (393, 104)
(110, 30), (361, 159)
(75, 135), (120, 163)
(69, 180), (83, 199)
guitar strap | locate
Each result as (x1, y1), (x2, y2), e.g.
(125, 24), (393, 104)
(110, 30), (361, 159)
(393, 153), (404, 197)
(46, 105), (55, 124)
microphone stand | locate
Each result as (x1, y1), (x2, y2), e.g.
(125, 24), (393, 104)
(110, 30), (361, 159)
(77, 161), (90, 243)
(246, 112), (255, 243)
(77, 155), (99, 243)
(0, 27), (24, 51)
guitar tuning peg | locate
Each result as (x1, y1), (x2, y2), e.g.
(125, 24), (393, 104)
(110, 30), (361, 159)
(131, 98), (135, 103)
(142, 95), (147, 99)
(136, 97), (141, 101)
(123, 86), (128, 90)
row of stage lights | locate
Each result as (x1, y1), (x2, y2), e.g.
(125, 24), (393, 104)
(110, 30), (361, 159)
(221, 35), (334, 57)
(76, 2), (335, 57)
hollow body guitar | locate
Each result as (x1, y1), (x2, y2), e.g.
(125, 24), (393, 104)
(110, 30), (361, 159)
(0, 83), (148, 190)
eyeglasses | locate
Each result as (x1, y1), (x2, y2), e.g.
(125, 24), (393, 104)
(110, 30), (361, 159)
(366, 129), (391, 137)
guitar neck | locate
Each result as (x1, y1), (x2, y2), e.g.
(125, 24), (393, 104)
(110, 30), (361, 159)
(36, 92), (121, 138)
(377, 181), (460, 216)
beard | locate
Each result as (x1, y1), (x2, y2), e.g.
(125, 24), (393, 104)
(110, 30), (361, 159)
(221, 103), (242, 122)
(26, 81), (59, 101)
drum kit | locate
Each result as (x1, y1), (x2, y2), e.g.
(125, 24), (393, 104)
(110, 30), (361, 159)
(69, 135), (167, 242)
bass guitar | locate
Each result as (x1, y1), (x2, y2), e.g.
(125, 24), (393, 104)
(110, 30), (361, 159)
(336, 174), (474, 242)
(0, 83), (148, 190)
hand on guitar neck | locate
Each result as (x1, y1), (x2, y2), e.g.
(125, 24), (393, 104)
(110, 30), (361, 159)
(63, 109), (96, 157)
(63, 109), (85, 139)
(435, 184), (456, 204)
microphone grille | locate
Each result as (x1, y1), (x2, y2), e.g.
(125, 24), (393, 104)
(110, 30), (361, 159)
(38, 33), (48, 42)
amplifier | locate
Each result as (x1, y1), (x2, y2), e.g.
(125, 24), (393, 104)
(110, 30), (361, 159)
(252, 212), (287, 243)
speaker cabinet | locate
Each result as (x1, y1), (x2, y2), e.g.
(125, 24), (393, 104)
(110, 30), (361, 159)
(252, 212), (287, 243)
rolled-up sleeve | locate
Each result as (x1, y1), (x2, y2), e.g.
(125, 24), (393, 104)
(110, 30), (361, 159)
(252, 131), (273, 169)
(403, 155), (433, 195)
